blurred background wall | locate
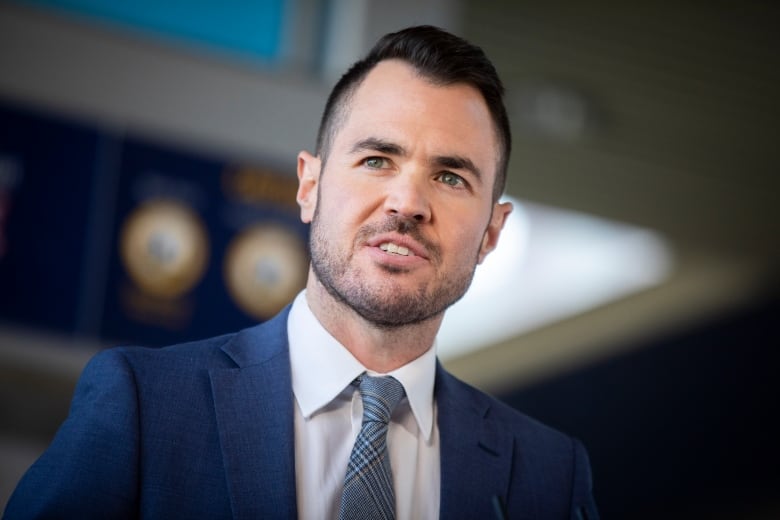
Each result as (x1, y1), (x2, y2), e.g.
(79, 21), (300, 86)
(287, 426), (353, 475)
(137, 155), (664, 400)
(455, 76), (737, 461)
(0, 1), (778, 517)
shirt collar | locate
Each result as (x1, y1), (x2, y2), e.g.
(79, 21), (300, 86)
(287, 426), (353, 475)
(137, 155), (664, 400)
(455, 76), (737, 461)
(287, 290), (437, 441)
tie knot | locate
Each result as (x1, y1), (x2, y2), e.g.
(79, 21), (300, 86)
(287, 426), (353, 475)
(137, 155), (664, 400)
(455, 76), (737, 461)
(357, 375), (405, 425)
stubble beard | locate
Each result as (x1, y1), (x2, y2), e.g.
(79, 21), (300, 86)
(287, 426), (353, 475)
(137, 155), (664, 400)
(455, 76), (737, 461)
(309, 209), (479, 330)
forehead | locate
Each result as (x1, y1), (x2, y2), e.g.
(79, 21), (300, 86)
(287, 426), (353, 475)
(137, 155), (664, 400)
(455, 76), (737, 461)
(334, 60), (499, 177)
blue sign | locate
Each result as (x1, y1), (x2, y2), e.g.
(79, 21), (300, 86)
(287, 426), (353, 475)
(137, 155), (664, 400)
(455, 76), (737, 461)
(0, 102), (112, 334)
(100, 136), (309, 346)
(0, 100), (309, 347)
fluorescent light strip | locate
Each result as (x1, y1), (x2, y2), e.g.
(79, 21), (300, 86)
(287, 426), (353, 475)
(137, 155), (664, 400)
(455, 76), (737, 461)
(438, 197), (672, 359)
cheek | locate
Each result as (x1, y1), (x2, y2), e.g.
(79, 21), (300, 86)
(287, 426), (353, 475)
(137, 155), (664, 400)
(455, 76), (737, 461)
(442, 224), (487, 263)
(323, 178), (381, 223)
(316, 188), (360, 239)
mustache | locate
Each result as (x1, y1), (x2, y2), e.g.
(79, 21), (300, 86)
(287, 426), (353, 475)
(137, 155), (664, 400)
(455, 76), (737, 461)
(356, 216), (441, 261)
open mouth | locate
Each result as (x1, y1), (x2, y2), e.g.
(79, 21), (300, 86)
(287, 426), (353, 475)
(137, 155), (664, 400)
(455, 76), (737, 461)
(379, 242), (413, 256)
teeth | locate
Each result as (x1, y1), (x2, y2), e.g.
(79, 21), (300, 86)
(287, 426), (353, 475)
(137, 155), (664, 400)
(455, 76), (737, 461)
(379, 242), (412, 256)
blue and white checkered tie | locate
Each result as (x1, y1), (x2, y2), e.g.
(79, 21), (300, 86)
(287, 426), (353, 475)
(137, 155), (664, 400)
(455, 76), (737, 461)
(339, 375), (406, 520)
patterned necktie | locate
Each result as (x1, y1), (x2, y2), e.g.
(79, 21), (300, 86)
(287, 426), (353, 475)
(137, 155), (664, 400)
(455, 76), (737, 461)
(339, 374), (406, 520)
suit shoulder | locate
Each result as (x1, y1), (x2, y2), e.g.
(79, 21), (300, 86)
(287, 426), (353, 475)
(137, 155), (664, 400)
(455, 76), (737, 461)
(103, 330), (238, 371)
(119, 330), (237, 358)
(106, 306), (291, 371)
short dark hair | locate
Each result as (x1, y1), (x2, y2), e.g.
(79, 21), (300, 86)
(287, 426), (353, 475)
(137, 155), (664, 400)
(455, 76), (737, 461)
(315, 25), (511, 201)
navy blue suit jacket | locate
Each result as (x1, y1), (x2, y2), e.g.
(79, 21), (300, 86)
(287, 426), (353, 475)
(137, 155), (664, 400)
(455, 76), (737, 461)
(5, 307), (598, 519)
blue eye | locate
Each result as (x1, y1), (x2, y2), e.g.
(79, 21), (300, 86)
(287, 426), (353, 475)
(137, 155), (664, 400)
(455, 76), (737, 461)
(364, 157), (387, 169)
(438, 172), (465, 187)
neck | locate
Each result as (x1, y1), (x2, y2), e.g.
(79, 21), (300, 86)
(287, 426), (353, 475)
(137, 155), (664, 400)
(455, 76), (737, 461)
(305, 275), (442, 373)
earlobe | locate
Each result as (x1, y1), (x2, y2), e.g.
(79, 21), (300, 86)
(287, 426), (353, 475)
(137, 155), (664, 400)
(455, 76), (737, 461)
(478, 201), (513, 264)
(296, 151), (321, 223)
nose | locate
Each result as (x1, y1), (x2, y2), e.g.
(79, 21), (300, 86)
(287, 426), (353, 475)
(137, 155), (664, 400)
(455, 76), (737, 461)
(383, 174), (432, 223)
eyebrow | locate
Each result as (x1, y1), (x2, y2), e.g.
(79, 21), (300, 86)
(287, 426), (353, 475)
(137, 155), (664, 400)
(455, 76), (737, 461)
(349, 137), (406, 156)
(349, 136), (483, 184)
(431, 154), (483, 185)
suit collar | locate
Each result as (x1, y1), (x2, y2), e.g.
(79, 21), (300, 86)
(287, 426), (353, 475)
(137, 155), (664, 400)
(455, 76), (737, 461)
(219, 306), (292, 368)
(211, 310), (516, 518)
(210, 308), (297, 519)
(436, 362), (516, 519)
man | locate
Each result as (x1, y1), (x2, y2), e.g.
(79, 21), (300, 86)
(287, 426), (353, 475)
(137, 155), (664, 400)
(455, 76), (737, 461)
(5, 26), (598, 519)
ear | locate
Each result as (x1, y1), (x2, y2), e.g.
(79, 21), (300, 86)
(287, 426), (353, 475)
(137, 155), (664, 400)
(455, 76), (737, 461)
(296, 150), (321, 223)
(477, 201), (512, 264)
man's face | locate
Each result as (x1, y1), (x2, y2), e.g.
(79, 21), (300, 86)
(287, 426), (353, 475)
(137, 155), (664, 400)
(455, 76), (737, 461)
(297, 59), (512, 328)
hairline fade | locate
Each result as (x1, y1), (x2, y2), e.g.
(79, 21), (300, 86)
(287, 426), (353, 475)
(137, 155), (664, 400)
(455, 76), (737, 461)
(314, 25), (511, 202)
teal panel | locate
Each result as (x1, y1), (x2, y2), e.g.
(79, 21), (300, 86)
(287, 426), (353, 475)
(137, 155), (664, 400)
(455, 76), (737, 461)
(16, 0), (286, 61)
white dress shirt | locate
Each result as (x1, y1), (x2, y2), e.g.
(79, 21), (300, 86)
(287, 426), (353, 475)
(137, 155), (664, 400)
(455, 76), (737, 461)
(288, 291), (440, 520)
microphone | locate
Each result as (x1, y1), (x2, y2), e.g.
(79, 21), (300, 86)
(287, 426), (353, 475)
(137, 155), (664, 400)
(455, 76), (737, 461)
(491, 495), (507, 520)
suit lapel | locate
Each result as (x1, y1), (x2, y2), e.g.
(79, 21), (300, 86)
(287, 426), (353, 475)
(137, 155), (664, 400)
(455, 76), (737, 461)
(436, 363), (515, 519)
(209, 309), (297, 519)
